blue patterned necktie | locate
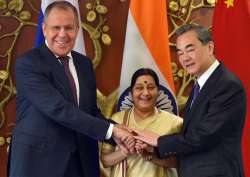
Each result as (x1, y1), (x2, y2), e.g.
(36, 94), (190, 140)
(58, 56), (77, 104)
(191, 82), (200, 107)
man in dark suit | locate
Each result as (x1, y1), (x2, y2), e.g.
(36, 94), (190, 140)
(133, 24), (247, 177)
(7, 1), (134, 177)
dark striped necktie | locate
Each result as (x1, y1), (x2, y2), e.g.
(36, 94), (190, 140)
(191, 82), (200, 107)
(58, 56), (77, 104)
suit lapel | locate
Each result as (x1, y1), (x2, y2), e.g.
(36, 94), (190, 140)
(71, 52), (87, 107)
(72, 52), (96, 108)
(183, 64), (224, 132)
(39, 44), (73, 100)
(182, 89), (194, 131)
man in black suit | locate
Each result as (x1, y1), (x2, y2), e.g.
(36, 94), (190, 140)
(134, 24), (247, 177)
(7, 1), (134, 177)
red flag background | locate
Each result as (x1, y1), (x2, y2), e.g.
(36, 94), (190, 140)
(212, 0), (250, 176)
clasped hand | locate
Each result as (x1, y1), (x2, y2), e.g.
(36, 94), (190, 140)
(112, 124), (159, 155)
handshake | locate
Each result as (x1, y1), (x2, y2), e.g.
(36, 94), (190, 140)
(112, 124), (160, 155)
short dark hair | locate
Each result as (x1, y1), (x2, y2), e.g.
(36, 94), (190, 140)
(176, 24), (213, 45)
(43, 1), (79, 27)
(130, 68), (160, 90)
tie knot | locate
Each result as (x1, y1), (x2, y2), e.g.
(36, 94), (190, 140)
(58, 56), (70, 65)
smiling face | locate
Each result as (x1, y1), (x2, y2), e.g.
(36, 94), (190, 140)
(132, 75), (158, 113)
(42, 7), (79, 57)
(176, 30), (215, 77)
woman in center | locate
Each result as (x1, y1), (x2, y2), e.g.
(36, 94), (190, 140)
(101, 68), (183, 177)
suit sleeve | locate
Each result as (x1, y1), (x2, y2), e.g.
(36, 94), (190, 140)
(156, 77), (246, 158)
(15, 54), (110, 141)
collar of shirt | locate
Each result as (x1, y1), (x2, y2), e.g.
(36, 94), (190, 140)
(56, 53), (73, 64)
(197, 60), (220, 90)
(45, 40), (73, 63)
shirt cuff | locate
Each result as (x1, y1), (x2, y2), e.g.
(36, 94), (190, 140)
(105, 123), (114, 140)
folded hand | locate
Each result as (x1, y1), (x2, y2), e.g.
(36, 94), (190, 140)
(112, 124), (135, 154)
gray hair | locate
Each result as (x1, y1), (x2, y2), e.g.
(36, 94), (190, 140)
(176, 24), (213, 45)
(43, 1), (79, 27)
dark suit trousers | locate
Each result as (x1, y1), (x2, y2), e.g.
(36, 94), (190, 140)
(63, 150), (84, 177)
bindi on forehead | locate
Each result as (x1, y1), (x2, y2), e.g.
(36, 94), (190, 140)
(144, 80), (147, 84)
